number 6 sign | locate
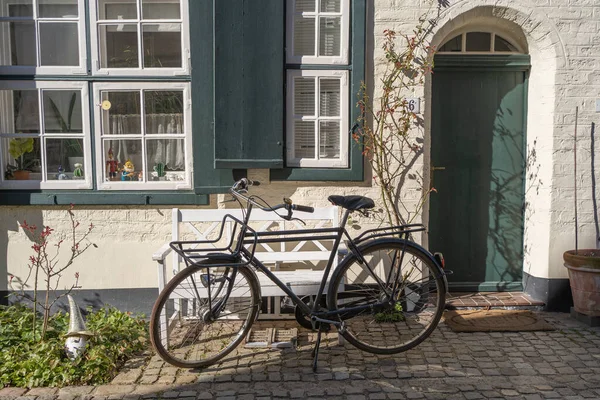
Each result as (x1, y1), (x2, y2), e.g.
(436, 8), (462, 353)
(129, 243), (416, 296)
(406, 98), (420, 114)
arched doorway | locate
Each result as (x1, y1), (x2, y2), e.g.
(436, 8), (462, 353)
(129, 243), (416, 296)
(428, 29), (530, 291)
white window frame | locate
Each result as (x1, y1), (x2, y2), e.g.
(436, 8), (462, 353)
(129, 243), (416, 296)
(437, 26), (526, 54)
(286, 69), (348, 168)
(89, 0), (190, 76)
(93, 81), (193, 191)
(0, 80), (92, 190)
(286, 0), (349, 65)
(0, 0), (87, 75)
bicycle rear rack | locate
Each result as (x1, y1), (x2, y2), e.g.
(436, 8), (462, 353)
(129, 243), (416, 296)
(170, 214), (259, 268)
(353, 223), (426, 245)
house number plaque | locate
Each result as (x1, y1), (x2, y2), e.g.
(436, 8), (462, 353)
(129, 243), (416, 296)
(406, 98), (420, 114)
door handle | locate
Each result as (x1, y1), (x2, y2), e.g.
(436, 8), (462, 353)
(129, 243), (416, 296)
(431, 165), (446, 189)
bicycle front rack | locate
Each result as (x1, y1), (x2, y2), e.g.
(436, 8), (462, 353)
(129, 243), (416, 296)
(170, 214), (259, 268)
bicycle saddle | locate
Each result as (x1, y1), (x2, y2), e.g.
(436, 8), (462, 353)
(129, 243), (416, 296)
(328, 195), (375, 211)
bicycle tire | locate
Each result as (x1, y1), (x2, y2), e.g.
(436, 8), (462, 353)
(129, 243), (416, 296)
(150, 261), (261, 368)
(327, 238), (446, 354)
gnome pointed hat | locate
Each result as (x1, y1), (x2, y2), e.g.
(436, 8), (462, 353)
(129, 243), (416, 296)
(66, 295), (93, 337)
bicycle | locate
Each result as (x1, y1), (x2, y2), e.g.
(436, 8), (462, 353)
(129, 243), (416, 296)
(149, 178), (449, 371)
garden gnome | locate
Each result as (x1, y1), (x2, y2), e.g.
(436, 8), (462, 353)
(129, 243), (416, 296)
(65, 295), (93, 360)
(121, 159), (136, 181)
(106, 148), (118, 181)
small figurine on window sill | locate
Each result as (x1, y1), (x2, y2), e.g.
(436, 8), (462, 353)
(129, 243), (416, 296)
(73, 163), (83, 179)
(106, 148), (118, 181)
(56, 165), (69, 180)
(153, 162), (166, 181)
(121, 159), (137, 181)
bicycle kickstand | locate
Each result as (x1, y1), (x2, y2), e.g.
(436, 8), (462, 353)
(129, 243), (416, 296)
(311, 327), (324, 372)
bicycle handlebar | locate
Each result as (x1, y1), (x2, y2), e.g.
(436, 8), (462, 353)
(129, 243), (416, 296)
(230, 178), (314, 215)
(292, 204), (315, 213)
(231, 178), (260, 191)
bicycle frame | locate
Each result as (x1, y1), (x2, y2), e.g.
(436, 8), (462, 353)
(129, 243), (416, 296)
(232, 199), (426, 320)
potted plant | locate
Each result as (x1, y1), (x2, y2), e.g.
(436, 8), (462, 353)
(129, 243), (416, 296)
(8, 138), (34, 180)
(562, 109), (600, 322)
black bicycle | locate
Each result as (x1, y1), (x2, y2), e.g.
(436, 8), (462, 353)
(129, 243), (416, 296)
(149, 178), (448, 370)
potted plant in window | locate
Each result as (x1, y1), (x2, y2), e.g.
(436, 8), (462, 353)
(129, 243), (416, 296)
(562, 109), (600, 323)
(8, 137), (35, 180)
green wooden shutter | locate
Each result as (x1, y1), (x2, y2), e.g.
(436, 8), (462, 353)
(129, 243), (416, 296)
(213, 0), (284, 169)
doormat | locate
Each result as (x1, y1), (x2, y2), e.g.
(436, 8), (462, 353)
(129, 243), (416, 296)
(443, 309), (555, 332)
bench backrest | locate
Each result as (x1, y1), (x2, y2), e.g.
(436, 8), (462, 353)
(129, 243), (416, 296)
(171, 206), (340, 274)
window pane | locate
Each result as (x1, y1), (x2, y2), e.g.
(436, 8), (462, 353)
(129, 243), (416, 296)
(320, 78), (340, 117)
(43, 90), (82, 133)
(321, 0), (340, 12)
(0, 21), (36, 66)
(4, 137), (41, 179)
(294, 77), (315, 116)
(98, 0), (137, 19)
(0, 90), (40, 134)
(45, 138), (84, 180)
(142, 24), (182, 68)
(102, 139), (142, 181)
(295, 0), (315, 12)
(495, 36), (518, 52)
(144, 91), (183, 134)
(439, 35), (462, 52)
(40, 23), (79, 66)
(294, 16), (315, 56)
(294, 120), (315, 159)
(146, 139), (185, 181)
(466, 32), (491, 52)
(99, 24), (139, 68)
(319, 121), (340, 159)
(38, 1), (78, 18)
(319, 17), (341, 56)
(6, 3), (33, 17)
(101, 91), (141, 135)
(142, 1), (180, 19)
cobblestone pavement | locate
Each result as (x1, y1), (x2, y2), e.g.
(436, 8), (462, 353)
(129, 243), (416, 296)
(2, 312), (600, 400)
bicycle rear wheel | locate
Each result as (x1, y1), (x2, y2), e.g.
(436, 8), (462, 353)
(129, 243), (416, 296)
(150, 262), (261, 368)
(327, 238), (446, 354)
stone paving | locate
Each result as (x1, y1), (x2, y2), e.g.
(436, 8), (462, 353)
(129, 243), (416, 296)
(2, 312), (600, 400)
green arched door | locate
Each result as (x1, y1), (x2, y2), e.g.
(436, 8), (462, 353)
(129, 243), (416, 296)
(429, 54), (530, 291)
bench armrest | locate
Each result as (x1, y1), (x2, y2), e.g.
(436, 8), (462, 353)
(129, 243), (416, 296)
(153, 242), (173, 262)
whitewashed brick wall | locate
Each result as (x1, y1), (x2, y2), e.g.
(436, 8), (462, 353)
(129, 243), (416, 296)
(2, 0), (600, 292)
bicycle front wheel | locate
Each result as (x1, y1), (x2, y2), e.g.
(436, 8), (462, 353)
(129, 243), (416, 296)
(327, 238), (446, 354)
(150, 262), (261, 368)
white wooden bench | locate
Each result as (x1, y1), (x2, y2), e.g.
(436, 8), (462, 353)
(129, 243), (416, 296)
(152, 206), (342, 318)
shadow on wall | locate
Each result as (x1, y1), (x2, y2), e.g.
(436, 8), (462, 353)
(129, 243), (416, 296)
(2, 207), (158, 316)
(1, 208), (44, 306)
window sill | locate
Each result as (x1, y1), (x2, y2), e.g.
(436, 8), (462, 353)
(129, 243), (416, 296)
(0, 191), (209, 206)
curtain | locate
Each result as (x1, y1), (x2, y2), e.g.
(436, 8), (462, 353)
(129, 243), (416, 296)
(107, 113), (185, 171)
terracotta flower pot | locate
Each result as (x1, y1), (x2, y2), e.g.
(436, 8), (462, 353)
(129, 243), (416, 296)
(563, 250), (600, 317)
(13, 170), (30, 180)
